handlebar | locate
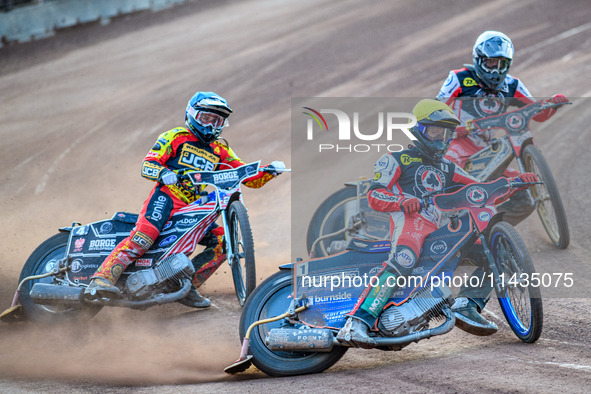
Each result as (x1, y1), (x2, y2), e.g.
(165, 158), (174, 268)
(261, 167), (292, 173)
(541, 101), (572, 110)
(463, 99), (571, 135)
(508, 180), (544, 188)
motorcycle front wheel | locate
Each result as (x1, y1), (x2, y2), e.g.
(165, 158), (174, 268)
(523, 144), (570, 249)
(489, 222), (543, 343)
(227, 200), (256, 306)
(19, 232), (102, 323)
(239, 270), (348, 377)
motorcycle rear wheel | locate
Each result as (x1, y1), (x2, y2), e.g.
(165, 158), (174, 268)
(523, 144), (570, 249)
(227, 201), (256, 306)
(19, 232), (102, 323)
(489, 222), (543, 343)
(306, 186), (388, 257)
(239, 270), (348, 376)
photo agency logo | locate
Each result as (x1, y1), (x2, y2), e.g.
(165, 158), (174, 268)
(302, 104), (418, 153)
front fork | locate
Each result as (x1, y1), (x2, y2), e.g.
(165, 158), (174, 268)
(480, 233), (507, 297)
(515, 152), (537, 207)
(221, 207), (237, 267)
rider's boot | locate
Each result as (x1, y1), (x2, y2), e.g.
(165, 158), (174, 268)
(84, 229), (155, 299)
(337, 316), (376, 348)
(454, 248), (497, 336)
(85, 277), (121, 298)
(337, 268), (398, 348)
(452, 297), (497, 336)
(178, 286), (211, 309)
(191, 234), (226, 288)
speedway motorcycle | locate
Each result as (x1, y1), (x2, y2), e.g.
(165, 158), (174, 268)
(226, 178), (543, 377)
(307, 100), (571, 257)
(1, 161), (279, 323)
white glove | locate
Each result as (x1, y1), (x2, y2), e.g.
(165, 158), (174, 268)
(270, 161), (286, 175)
(160, 170), (178, 185)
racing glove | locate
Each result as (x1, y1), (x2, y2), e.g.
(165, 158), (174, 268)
(159, 169), (178, 185)
(268, 160), (287, 175)
(547, 94), (568, 104)
(517, 172), (538, 184)
(400, 198), (422, 214)
(454, 126), (469, 138)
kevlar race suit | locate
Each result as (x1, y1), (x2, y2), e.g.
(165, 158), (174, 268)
(437, 65), (557, 174)
(346, 146), (479, 329)
(91, 127), (276, 288)
(436, 65), (558, 314)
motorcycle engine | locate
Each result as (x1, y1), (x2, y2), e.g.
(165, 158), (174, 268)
(377, 284), (454, 338)
(125, 254), (195, 299)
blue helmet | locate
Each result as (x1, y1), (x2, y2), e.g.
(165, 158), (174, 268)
(185, 91), (233, 143)
(472, 31), (514, 91)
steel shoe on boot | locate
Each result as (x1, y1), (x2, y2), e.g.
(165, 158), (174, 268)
(452, 297), (498, 336)
(336, 317), (377, 348)
(84, 277), (121, 298)
(178, 286), (211, 309)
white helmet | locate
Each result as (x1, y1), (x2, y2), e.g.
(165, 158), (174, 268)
(472, 31), (514, 90)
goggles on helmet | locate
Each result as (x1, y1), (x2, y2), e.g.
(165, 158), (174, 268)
(415, 122), (454, 143)
(187, 107), (228, 130)
(480, 57), (510, 74)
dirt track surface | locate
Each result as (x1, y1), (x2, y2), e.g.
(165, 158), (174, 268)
(1, 0), (591, 392)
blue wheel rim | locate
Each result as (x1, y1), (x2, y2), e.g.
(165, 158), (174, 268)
(491, 232), (532, 336)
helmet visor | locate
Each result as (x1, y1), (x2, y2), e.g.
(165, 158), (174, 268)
(481, 57), (510, 73)
(421, 109), (461, 128)
(196, 111), (226, 129)
(425, 125), (454, 142)
(188, 106), (228, 130)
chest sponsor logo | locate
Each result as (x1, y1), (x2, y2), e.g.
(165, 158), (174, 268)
(416, 166), (445, 193)
(463, 77), (478, 87)
(179, 145), (219, 171)
(476, 97), (503, 115)
(400, 154), (422, 165)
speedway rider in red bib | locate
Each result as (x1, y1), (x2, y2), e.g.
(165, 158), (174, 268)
(437, 30), (568, 173)
(337, 99), (537, 348)
(436, 31), (567, 335)
(85, 91), (286, 308)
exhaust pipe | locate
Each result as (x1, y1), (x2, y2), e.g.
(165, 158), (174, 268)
(30, 283), (84, 307)
(266, 328), (335, 352)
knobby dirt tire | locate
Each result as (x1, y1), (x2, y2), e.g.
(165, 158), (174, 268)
(227, 201), (256, 306)
(306, 186), (388, 257)
(19, 232), (102, 323)
(239, 270), (348, 376)
(522, 144), (569, 249)
(489, 222), (543, 343)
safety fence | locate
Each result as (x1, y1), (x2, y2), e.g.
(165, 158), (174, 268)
(0, 0), (194, 47)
